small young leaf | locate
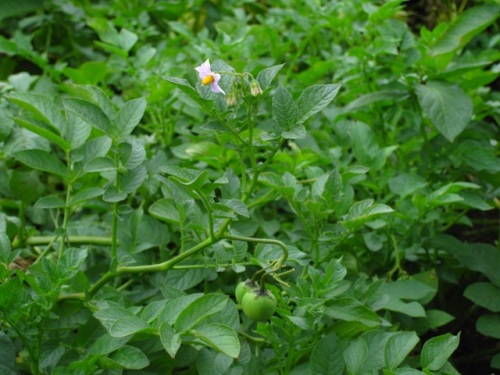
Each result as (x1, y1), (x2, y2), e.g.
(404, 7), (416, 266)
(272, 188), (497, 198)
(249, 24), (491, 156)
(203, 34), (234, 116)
(272, 84), (297, 132)
(256, 63), (285, 90)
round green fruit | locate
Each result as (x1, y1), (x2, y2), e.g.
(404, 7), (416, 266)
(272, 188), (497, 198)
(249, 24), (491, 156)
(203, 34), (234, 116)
(241, 289), (277, 321)
(235, 279), (256, 304)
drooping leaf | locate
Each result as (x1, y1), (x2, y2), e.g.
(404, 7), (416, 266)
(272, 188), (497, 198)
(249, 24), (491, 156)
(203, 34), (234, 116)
(431, 4), (500, 56)
(416, 81), (473, 142)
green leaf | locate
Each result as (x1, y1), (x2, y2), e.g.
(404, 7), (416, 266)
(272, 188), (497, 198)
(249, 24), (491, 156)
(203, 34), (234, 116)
(69, 187), (105, 206)
(58, 247), (88, 279)
(256, 63), (285, 90)
(14, 149), (69, 178)
(344, 339), (368, 375)
(195, 348), (233, 375)
(84, 157), (116, 173)
(160, 322), (182, 358)
(297, 84), (341, 124)
(102, 186), (127, 203)
(192, 323), (240, 358)
(387, 279), (436, 302)
(109, 316), (150, 338)
(0, 332), (15, 372)
(118, 165), (147, 193)
(115, 98), (146, 137)
(35, 196), (66, 209)
(310, 333), (345, 375)
(149, 198), (181, 224)
(107, 345), (149, 370)
(344, 89), (408, 113)
(281, 124), (306, 139)
(13, 118), (71, 151)
(421, 333), (460, 371)
(384, 296), (427, 318)
(88, 334), (131, 356)
(416, 81), (473, 142)
(476, 314), (500, 339)
(161, 166), (208, 188)
(325, 298), (380, 327)
(158, 294), (203, 325)
(64, 84), (116, 120)
(0, 234), (18, 267)
(343, 199), (393, 227)
(117, 28), (138, 51)
(384, 331), (420, 369)
(433, 236), (500, 287)
(273, 84), (297, 132)
(63, 98), (113, 136)
(0, 0), (42, 21)
(174, 294), (229, 332)
(431, 4), (500, 56)
(415, 309), (455, 331)
(454, 140), (500, 173)
(217, 199), (249, 218)
(65, 110), (92, 150)
(464, 282), (500, 313)
(492, 353), (500, 370)
(388, 173), (428, 198)
(8, 92), (67, 134)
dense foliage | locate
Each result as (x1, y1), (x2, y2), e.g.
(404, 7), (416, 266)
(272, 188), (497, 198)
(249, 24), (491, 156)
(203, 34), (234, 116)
(0, 0), (499, 374)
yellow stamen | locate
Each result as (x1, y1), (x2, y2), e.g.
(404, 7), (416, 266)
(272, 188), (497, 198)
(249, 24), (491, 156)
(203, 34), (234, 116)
(202, 75), (215, 85)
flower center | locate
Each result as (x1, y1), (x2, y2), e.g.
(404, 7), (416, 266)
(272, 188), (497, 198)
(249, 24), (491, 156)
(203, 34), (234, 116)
(202, 75), (215, 85)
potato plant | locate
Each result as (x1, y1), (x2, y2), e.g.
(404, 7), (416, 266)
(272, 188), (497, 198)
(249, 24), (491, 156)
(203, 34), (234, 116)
(0, 0), (499, 374)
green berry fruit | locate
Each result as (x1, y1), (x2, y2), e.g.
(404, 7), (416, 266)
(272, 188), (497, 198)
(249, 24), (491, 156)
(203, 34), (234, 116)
(241, 289), (277, 321)
(235, 279), (256, 304)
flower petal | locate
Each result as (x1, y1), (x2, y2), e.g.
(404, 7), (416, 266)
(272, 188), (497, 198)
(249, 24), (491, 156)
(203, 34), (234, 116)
(195, 59), (212, 79)
(210, 73), (225, 94)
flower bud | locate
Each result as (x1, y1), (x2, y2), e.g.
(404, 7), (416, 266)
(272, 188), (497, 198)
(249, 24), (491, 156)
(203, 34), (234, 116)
(226, 90), (238, 106)
(250, 79), (263, 97)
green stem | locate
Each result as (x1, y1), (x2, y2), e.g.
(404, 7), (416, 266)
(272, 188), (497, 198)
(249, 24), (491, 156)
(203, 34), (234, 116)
(111, 201), (119, 262)
(12, 235), (116, 249)
(88, 236), (217, 298)
(59, 152), (74, 258)
(194, 190), (215, 240)
(222, 233), (288, 270)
